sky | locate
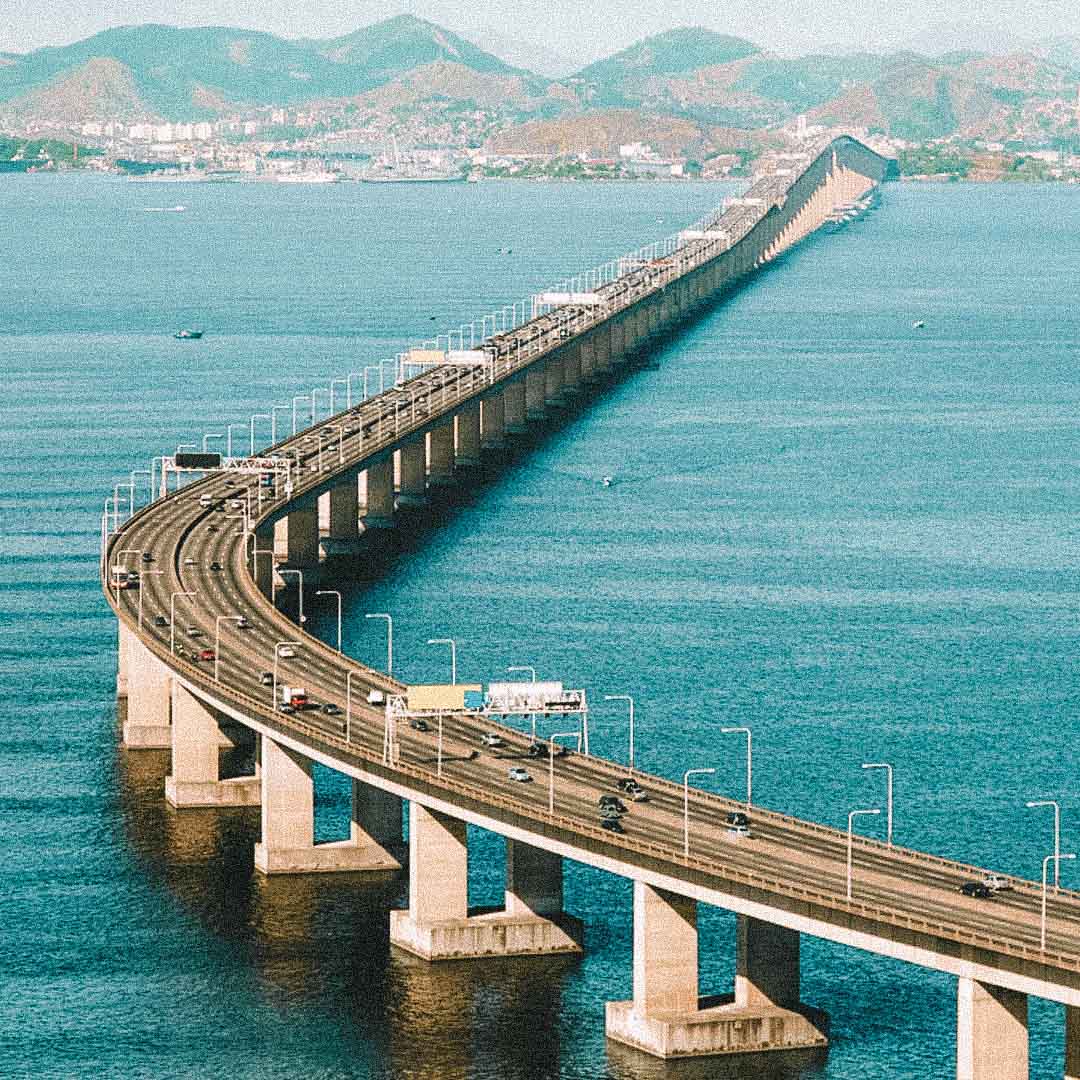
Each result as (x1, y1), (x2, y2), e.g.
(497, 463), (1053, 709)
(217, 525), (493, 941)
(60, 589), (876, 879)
(3, 0), (1079, 64)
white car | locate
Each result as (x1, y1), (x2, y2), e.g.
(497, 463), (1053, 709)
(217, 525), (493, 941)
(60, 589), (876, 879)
(366, 689), (385, 705)
(481, 732), (504, 748)
(277, 645), (297, 659)
(507, 767), (532, 783)
(982, 874), (1012, 893)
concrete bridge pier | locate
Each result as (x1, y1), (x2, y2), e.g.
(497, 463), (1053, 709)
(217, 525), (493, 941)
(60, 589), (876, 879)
(606, 887), (827, 1060)
(480, 393), (505, 449)
(455, 403), (481, 468)
(328, 473), (359, 544)
(1067, 1006), (1080, 1080)
(610, 320), (628, 366)
(119, 623), (173, 748)
(254, 737), (401, 874)
(165, 683), (260, 807)
(957, 978), (1028, 1080)
(396, 440), (427, 509)
(362, 459), (395, 529)
(502, 379), (527, 434)
(562, 345), (582, 395)
(427, 423), (456, 486)
(525, 367), (546, 420)
(286, 503), (320, 567)
(579, 339), (596, 383)
(389, 804), (582, 960)
(252, 522), (276, 599)
(593, 327), (614, 376)
(544, 356), (565, 406)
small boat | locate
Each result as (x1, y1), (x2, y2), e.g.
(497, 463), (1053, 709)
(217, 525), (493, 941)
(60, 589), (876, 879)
(602, 475), (614, 488)
(174, 329), (203, 340)
(912, 320), (925, 329)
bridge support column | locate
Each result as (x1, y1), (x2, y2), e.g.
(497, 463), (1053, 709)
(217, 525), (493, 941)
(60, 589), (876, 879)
(254, 737), (400, 874)
(428, 423), (455, 486)
(117, 619), (132, 698)
(480, 393), (505, 449)
(362, 459), (394, 528)
(544, 357), (564, 405)
(390, 805), (582, 960)
(397, 440), (427, 508)
(594, 327), (613, 375)
(1066, 1005), (1080, 1080)
(957, 979), (1028, 1080)
(562, 346), (581, 394)
(503, 379), (527, 433)
(606, 886), (827, 1060)
(328, 473), (359, 543)
(253, 522), (275, 599)
(580, 339), (596, 382)
(525, 366), (546, 419)
(286, 504), (319, 567)
(122, 628), (172, 749)
(455, 403), (481, 467)
(610, 321), (627, 366)
(165, 683), (260, 808)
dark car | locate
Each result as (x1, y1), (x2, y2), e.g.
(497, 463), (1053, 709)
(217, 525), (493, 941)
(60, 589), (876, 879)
(209, 561), (223, 571)
(410, 718), (430, 732)
(528, 741), (567, 759)
(598, 795), (628, 815)
(153, 615), (168, 627)
(617, 777), (648, 801)
(141, 551), (154, 563)
(726, 811), (751, 837)
(279, 703), (297, 715)
(259, 671), (273, 686)
(322, 703), (343, 716)
(601, 817), (625, 834)
(960, 881), (993, 899)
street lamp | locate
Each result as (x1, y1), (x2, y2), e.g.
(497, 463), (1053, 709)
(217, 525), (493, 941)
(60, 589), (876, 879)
(1027, 800), (1062, 890)
(169, 591), (197, 653)
(202, 433), (223, 452)
(846, 808), (881, 900)
(366, 613), (393, 675)
(427, 637), (456, 684)
(549, 732), (582, 813)
(311, 387), (327, 421)
(271, 405), (290, 445)
(683, 768), (716, 857)
(316, 590), (342, 652)
(1041, 853), (1076, 950)
(605, 694), (636, 773)
(250, 413), (271, 455)
(279, 568), (305, 623)
(114, 481), (134, 525)
(365, 365), (379, 399)
(722, 727), (752, 808)
(330, 378), (348, 413)
(347, 372), (365, 407)
(130, 469), (152, 509)
(272, 640), (302, 708)
(863, 763), (894, 847)
(137, 569), (164, 629)
(292, 394), (310, 435)
(214, 614), (244, 681)
(227, 423), (246, 459)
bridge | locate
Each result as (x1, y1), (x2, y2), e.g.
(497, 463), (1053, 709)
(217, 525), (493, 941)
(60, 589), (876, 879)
(103, 136), (1079, 1076)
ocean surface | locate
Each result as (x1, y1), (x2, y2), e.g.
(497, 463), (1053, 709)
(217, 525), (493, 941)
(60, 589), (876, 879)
(2, 174), (1079, 1080)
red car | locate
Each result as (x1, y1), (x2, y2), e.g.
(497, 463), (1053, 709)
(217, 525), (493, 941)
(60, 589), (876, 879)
(195, 648), (215, 662)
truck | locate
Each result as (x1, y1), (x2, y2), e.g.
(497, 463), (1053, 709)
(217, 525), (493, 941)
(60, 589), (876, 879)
(279, 685), (308, 709)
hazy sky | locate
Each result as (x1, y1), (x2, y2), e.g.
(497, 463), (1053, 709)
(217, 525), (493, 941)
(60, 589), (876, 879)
(3, 0), (1079, 62)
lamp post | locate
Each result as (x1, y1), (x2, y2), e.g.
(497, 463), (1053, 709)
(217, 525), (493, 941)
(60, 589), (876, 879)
(683, 768), (716, 857)
(114, 482), (134, 526)
(721, 727), (752, 808)
(549, 732), (582, 813)
(169, 591), (196, 653)
(292, 394), (310, 435)
(347, 372), (365, 408)
(366, 613), (393, 675)
(202, 433), (223, 452)
(279, 568), (305, 623)
(847, 808), (881, 900)
(365, 365), (379, 399)
(250, 413), (271, 455)
(137, 569), (163, 629)
(427, 637), (456, 684)
(509, 665), (538, 739)
(330, 378), (348, 413)
(1027, 800), (1062, 890)
(863, 763), (894, 847)
(316, 590), (342, 653)
(271, 406), (290, 445)
(1041, 852), (1076, 950)
(272, 640), (302, 709)
(605, 694), (636, 773)
(226, 423), (245, 459)
(130, 469), (152, 509)
(250, 542), (276, 601)
(311, 387), (327, 422)
(214, 614), (244, 681)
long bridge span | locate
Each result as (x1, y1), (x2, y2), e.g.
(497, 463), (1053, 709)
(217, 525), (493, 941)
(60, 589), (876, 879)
(103, 137), (1078, 1075)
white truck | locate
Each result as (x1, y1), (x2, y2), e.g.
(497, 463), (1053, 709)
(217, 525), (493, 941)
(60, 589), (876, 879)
(279, 685), (308, 708)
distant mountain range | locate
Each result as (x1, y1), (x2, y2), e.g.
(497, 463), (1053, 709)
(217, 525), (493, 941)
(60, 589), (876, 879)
(2, 16), (1078, 150)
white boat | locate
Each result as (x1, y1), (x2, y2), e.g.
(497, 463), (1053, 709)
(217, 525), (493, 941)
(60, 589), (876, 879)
(276, 171), (339, 184)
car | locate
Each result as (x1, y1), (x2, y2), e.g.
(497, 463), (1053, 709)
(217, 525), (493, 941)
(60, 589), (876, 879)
(229, 500), (243, 511)
(409, 718), (430, 732)
(279, 703), (297, 715)
(223, 479), (235, 487)
(726, 811), (751, 838)
(507, 767), (532, 783)
(481, 732), (504, 748)
(601, 817), (625, 833)
(259, 671), (273, 686)
(183, 557), (196, 566)
(153, 615), (168, 628)
(186, 626), (203, 638)
(528, 741), (567, 759)
(141, 551), (153, 563)
(617, 778), (649, 801)
(207, 524), (219, 532)
(598, 795), (628, 815)
(960, 881), (993, 899)
(366, 689), (385, 706)
(277, 645), (297, 659)
(322, 703), (343, 716)
(196, 648), (215, 662)
(209, 561), (222, 571)
(235, 616), (250, 629)
(982, 874), (1012, 894)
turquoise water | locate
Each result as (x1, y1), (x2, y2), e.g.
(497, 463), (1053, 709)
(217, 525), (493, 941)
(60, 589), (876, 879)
(2, 175), (1079, 1079)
